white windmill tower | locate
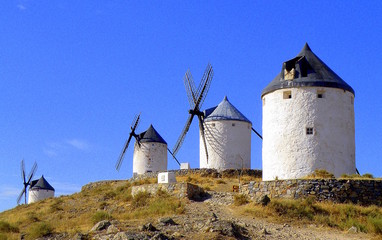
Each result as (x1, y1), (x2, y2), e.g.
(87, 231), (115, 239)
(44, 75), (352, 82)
(28, 175), (55, 204)
(261, 43), (356, 180)
(200, 96), (252, 169)
(116, 114), (180, 175)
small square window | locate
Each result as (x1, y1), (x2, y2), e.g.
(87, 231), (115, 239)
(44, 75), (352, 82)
(232, 123), (236, 127)
(283, 91), (292, 99)
(306, 127), (314, 135)
(211, 123), (215, 127)
(317, 90), (325, 99)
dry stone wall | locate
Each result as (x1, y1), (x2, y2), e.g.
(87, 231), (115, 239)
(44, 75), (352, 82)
(131, 168), (262, 181)
(241, 179), (382, 206)
(131, 182), (204, 200)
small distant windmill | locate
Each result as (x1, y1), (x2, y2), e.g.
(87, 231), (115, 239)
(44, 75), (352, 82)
(17, 159), (37, 205)
(116, 113), (180, 174)
(172, 63), (214, 162)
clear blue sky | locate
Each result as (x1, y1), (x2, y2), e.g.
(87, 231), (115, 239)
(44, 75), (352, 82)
(1, 1), (381, 212)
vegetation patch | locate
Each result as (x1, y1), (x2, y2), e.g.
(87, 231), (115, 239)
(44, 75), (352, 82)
(233, 194), (249, 206)
(0, 233), (6, 240)
(0, 220), (19, 233)
(131, 191), (151, 208)
(340, 173), (376, 179)
(27, 222), (53, 240)
(126, 189), (185, 219)
(304, 169), (335, 179)
(91, 211), (113, 224)
(240, 197), (382, 235)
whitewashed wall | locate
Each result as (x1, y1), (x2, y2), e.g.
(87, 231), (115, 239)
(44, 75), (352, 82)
(262, 87), (355, 180)
(200, 120), (251, 169)
(133, 142), (167, 175)
(28, 189), (54, 203)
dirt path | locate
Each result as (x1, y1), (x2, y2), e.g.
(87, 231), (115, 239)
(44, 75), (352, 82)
(176, 191), (372, 240)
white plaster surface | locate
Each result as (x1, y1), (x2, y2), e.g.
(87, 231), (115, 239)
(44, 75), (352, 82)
(28, 189), (54, 204)
(180, 162), (190, 170)
(158, 172), (177, 183)
(262, 87), (356, 180)
(133, 142), (167, 175)
(200, 120), (251, 169)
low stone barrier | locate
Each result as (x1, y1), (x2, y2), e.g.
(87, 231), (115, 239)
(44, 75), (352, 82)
(131, 182), (204, 200)
(241, 179), (382, 206)
(130, 168), (262, 181)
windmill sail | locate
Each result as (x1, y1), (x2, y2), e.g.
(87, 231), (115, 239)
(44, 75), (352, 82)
(172, 64), (214, 162)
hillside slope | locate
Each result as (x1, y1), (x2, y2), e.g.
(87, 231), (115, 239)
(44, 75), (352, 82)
(0, 174), (380, 240)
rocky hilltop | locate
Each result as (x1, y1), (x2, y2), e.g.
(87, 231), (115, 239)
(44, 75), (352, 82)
(0, 170), (380, 240)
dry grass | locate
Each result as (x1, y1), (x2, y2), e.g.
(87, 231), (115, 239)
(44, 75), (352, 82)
(239, 197), (382, 235)
(303, 169), (335, 179)
(176, 172), (261, 192)
(0, 177), (182, 240)
(233, 194), (249, 206)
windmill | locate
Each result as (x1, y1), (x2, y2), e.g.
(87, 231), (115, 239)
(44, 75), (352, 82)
(17, 159), (37, 205)
(116, 113), (180, 174)
(172, 63), (214, 162)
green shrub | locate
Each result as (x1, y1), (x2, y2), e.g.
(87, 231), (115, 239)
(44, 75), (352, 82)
(0, 233), (7, 240)
(131, 191), (151, 208)
(340, 173), (374, 179)
(362, 173), (374, 179)
(234, 194), (249, 206)
(216, 179), (226, 184)
(91, 211), (112, 224)
(0, 220), (18, 233)
(156, 188), (170, 198)
(368, 216), (382, 234)
(104, 191), (117, 200)
(49, 198), (64, 212)
(269, 198), (315, 220)
(27, 222), (53, 240)
(129, 197), (185, 219)
(306, 169), (335, 179)
(115, 183), (131, 194)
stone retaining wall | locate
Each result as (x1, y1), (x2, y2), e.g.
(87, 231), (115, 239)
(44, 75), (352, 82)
(241, 179), (382, 206)
(131, 183), (204, 200)
(131, 168), (262, 181)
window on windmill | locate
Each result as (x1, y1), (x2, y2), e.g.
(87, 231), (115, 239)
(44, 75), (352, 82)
(283, 91), (292, 99)
(317, 90), (325, 99)
(284, 68), (295, 80)
(211, 123), (216, 127)
(306, 127), (314, 135)
(283, 58), (297, 80)
(232, 123), (236, 127)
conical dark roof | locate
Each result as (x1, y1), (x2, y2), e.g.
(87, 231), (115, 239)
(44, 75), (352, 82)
(138, 125), (167, 144)
(204, 96), (251, 123)
(30, 175), (55, 191)
(262, 43), (354, 97)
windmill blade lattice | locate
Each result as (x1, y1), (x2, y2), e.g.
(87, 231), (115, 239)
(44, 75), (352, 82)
(184, 70), (197, 109)
(17, 160), (37, 205)
(172, 64), (214, 160)
(115, 113), (141, 171)
(172, 114), (194, 156)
